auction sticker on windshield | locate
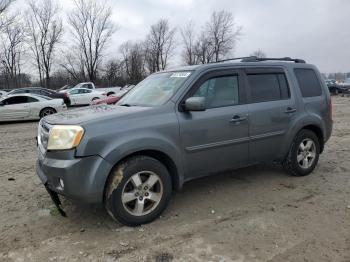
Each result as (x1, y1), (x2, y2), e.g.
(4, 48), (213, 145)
(170, 72), (191, 78)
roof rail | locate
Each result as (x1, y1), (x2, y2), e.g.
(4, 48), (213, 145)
(216, 56), (306, 64)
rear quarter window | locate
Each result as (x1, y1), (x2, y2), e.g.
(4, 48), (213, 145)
(294, 68), (322, 97)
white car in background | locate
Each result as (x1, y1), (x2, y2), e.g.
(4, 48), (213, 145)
(66, 88), (106, 106)
(59, 82), (121, 96)
(0, 90), (7, 97)
(0, 93), (66, 122)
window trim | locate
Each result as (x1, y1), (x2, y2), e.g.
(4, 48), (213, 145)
(178, 69), (246, 112)
(244, 68), (291, 104)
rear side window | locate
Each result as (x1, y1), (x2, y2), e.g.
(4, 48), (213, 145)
(27, 97), (39, 102)
(247, 73), (290, 103)
(294, 69), (322, 97)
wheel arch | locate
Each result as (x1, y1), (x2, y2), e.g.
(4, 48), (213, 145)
(300, 124), (324, 153)
(102, 149), (182, 203)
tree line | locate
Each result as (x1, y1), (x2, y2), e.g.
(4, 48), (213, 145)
(0, 0), (247, 90)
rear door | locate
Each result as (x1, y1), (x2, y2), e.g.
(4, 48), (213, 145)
(177, 69), (249, 179)
(245, 68), (298, 163)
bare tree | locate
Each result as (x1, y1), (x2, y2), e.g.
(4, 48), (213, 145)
(181, 20), (198, 65)
(0, 16), (25, 88)
(205, 10), (242, 62)
(0, 0), (14, 30)
(145, 19), (176, 73)
(120, 41), (146, 84)
(26, 0), (63, 88)
(193, 32), (215, 64)
(102, 59), (125, 87)
(60, 50), (87, 82)
(250, 49), (266, 58)
(68, 0), (115, 82)
(0, 0), (13, 15)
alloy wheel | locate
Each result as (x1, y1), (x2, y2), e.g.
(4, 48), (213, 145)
(121, 171), (163, 216)
(297, 138), (316, 169)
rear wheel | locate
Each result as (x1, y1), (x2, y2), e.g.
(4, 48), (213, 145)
(282, 129), (320, 176)
(40, 107), (56, 118)
(105, 156), (172, 226)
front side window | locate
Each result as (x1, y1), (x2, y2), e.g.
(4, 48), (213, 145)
(248, 73), (290, 103)
(118, 71), (191, 107)
(294, 69), (322, 97)
(191, 75), (239, 108)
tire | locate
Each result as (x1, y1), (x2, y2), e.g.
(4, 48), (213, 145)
(105, 156), (172, 226)
(40, 107), (57, 118)
(282, 129), (320, 176)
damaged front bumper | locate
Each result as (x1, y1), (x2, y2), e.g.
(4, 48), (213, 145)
(36, 152), (112, 214)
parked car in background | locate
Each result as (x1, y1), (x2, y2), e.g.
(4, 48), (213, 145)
(66, 88), (106, 106)
(92, 85), (135, 105)
(5, 87), (70, 105)
(0, 93), (66, 122)
(37, 57), (332, 226)
(0, 90), (7, 97)
(325, 79), (341, 94)
(60, 82), (121, 96)
(338, 78), (350, 94)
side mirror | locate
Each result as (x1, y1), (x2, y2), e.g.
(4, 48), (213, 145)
(184, 97), (206, 111)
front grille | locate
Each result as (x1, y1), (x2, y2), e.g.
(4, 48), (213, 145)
(38, 120), (52, 153)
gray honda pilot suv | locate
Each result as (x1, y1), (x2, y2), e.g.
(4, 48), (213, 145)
(36, 57), (332, 226)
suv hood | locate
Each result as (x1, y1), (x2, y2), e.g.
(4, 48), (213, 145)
(43, 105), (151, 125)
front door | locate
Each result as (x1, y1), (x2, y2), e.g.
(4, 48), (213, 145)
(177, 70), (249, 179)
(0, 96), (31, 121)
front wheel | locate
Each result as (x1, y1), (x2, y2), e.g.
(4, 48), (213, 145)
(105, 156), (172, 226)
(282, 130), (320, 176)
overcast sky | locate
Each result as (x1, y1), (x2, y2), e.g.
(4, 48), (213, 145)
(11, 0), (350, 73)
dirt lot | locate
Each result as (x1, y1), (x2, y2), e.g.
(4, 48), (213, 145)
(0, 96), (349, 262)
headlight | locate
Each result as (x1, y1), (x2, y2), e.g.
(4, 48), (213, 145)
(47, 125), (84, 150)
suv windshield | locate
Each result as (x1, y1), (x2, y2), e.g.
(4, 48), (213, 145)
(117, 71), (191, 107)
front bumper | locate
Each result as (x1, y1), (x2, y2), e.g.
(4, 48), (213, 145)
(36, 153), (112, 204)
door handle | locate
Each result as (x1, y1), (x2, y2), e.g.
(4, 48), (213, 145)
(284, 107), (296, 114)
(230, 115), (247, 123)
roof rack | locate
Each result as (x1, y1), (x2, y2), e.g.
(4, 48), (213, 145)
(216, 56), (306, 64)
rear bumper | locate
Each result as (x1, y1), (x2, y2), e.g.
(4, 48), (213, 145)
(36, 154), (112, 204)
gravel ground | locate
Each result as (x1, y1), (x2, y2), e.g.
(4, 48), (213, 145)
(0, 96), (349, 262)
